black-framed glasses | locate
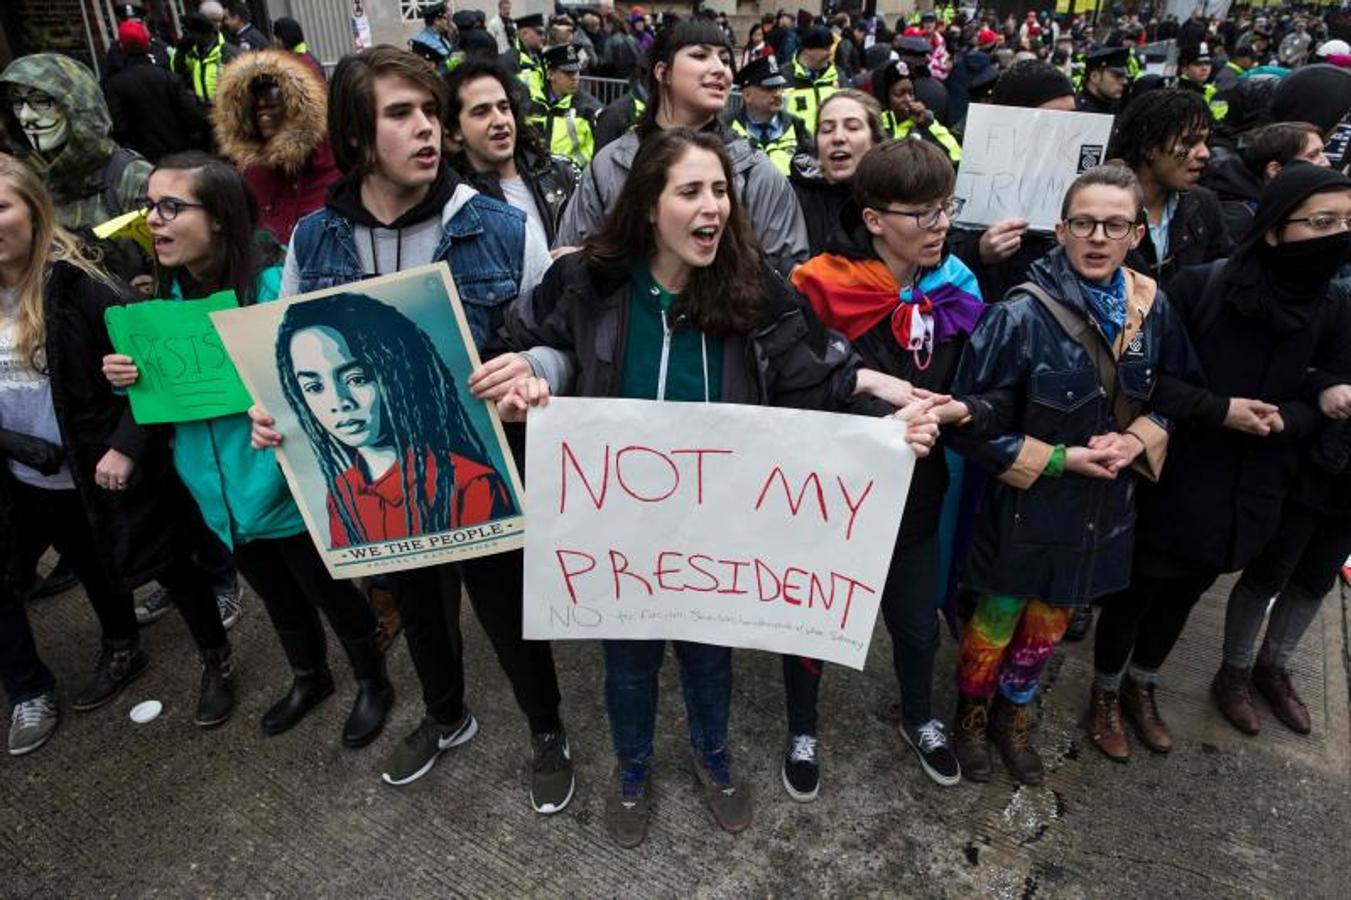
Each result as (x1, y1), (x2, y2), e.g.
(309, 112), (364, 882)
(1064, 216), (1136, 240)
(137, 198), (207, 221)
(876, 197), (964, 231)
(1285, 213), (1351, 232)
(8, 91), (55, 114)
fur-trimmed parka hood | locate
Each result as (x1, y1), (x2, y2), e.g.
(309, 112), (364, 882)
(212, 49), (327, 174)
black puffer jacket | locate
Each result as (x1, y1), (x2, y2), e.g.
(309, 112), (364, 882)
(500, 252), (892, 417)
(949, 249), (1203, 606)
(0, 262), (208, 597)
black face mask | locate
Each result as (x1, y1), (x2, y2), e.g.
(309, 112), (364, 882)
(1261, 229), (1351, 297)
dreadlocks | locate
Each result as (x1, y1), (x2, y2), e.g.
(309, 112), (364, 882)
(275, 292), (503, 545)
(1108, 88), (1213, 169)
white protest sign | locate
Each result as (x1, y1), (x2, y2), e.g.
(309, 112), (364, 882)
(954, 104), (1115, 233)
(523, 398), (916, 670)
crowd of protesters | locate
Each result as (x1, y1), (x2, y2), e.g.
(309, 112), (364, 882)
(1, 0), (1350, 852)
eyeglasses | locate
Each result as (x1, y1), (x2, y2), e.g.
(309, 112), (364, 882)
(1064, 217), (1137, 239)
(875, 197), (964, 231)
(8, 92), (55, 114)
(1285, 213), (1351, 232)
(138, 198), (207, 221)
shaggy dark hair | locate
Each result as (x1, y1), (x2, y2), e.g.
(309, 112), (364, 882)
(443, 58), (545, 161)
(1108, 88), (1212, 169)
(328, 45), (449, 177)
(584, 128), (763, 334)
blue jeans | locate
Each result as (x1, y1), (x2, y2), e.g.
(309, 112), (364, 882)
(603, 639), (731, 763)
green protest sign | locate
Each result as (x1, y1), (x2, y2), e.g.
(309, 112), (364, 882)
(104, 291), (254, 424)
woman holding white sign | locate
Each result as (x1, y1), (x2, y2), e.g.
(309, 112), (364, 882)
(496, 128), (940, 849)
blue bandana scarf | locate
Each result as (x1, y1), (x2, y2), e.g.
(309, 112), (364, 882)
(1078, 267), (1127, 345)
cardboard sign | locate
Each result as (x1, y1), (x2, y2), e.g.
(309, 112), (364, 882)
(93, 208), (155, 255)
(212, 264), (525, 578)
(522, 398), (916, 670)
(954, 104), (1116, 233)
(103, 291), (253, 423)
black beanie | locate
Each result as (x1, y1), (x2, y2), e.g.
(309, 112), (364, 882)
(1270, 64), (1351, 134)
(1239, 160), (1351, 252)
(990, 60), (1074, 109)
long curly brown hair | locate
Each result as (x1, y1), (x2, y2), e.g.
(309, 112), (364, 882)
(582, 128), (764, 334)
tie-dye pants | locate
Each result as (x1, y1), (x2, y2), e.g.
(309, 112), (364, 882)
(957, 594), (1073, 704)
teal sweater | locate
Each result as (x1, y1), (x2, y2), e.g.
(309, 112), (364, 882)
(168, 267), (305, 547)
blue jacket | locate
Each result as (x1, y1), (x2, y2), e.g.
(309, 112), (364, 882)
(949, 249), (1201, 606)
(169, 267), (307, 548)
(286, 189), (527, 350)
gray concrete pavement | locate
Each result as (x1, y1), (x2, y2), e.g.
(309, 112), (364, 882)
(3, 573), (1348, 897)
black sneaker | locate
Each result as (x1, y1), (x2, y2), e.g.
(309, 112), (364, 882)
(71, 640), (149, 711)
(900, 718), (962, 786)
(781, 733), (820, 802)
(134, 587), (175, 626)
(605, 760), (651, 849)
(381, 712), (477, 786)
(530, 730), (575, 815)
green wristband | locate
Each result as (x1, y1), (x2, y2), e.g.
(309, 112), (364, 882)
(1044, 444), (1067, 479)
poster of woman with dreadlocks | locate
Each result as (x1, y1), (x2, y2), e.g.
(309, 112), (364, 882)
(210, 264), (525, 577)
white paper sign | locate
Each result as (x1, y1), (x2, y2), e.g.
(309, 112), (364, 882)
(954, 104), (1116, 233)
(523, 398), (916, 670)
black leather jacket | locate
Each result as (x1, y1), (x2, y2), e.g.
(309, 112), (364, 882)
(456, 146), (580, 246)
(949, 249), (1203, 606)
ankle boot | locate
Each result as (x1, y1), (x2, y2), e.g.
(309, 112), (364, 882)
(1120, 676), (1173, 753)
(989, 694), (1045, 785)
(262, 668), (335, 735)
(1252, 662), (1311, 735)
(1086, 685), (1129, 762)
(339, 632), (394, 748)
(1211, 663), (1261, 736)
(72, 637), (149, 711)
(952, 696), (993, 783)
(195, 645), (235, 728)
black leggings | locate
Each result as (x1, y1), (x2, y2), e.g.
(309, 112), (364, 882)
(391, 548), (561, 734)
(1094, 568), (1218, 676)
(10, 481), (225, 650)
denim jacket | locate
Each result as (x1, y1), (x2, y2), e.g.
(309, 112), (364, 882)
(285, 189), (528, 350)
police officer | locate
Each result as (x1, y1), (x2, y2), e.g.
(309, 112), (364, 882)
(895, 34), (950, 125)
(1177, 42), (1226, 121)
(501, 12), (547, 103)
(786, 25), (840, 134)
(1077, 46), (1130, 116)
(871, 60), (962, 165)
(731, 55), (811, 177)
(526, 44), (601, 167)
(408, 3), (455, 70)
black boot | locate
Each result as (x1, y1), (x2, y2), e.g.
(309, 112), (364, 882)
(261, 627), (334, 736)
(195, 645), (235, 728)
(339, 631), (394, 749)
(72, 637), (149, 711)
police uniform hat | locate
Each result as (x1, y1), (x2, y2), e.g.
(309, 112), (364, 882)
(515, 13), (546, 32)
(897, 36), (932, 57)
(1085, 46), (1130, 74)
(542, 44), (582, 72)
(800, 25), (833, 50)
(1179, 41), (1212, 65)
(736, 55), (789, 89)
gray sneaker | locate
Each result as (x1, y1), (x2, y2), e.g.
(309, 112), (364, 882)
(134, 587), (174, 626)
(604, 760), (651, 849)
(216, 581), (242, 630)
(381, 712), (477, 786)
(530, 730), (575, 815)
(692, 747), (752, 834)
(9, 692), (59, 756)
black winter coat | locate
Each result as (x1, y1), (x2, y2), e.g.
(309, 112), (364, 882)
(103, 55), (208, 162)
(949, 250), (1203, 606)
(1133, 265), (1351, 573)
(457, 147), (580, 247)
(788, 161), (852, 256)
(0, 263), (205, 597)
(500, 252), (892, 417)
(1125, 185), (1233, 285)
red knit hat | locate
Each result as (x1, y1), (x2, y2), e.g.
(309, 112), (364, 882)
(118, 19), (150, 52)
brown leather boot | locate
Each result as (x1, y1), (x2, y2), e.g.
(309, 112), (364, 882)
(988, 695), (1044, 785)
(952, 696), (993, 783)
(1086, 685), (1129, 762)
(1211, 664), (1261, 735)
(1120, 676), (1174, 754)
(1252, 663), (1311, 735)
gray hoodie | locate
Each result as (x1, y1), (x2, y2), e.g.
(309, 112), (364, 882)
(555, 127), (810, 277)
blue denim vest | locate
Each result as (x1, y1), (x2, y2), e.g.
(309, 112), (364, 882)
(288, 194), (526, 349)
